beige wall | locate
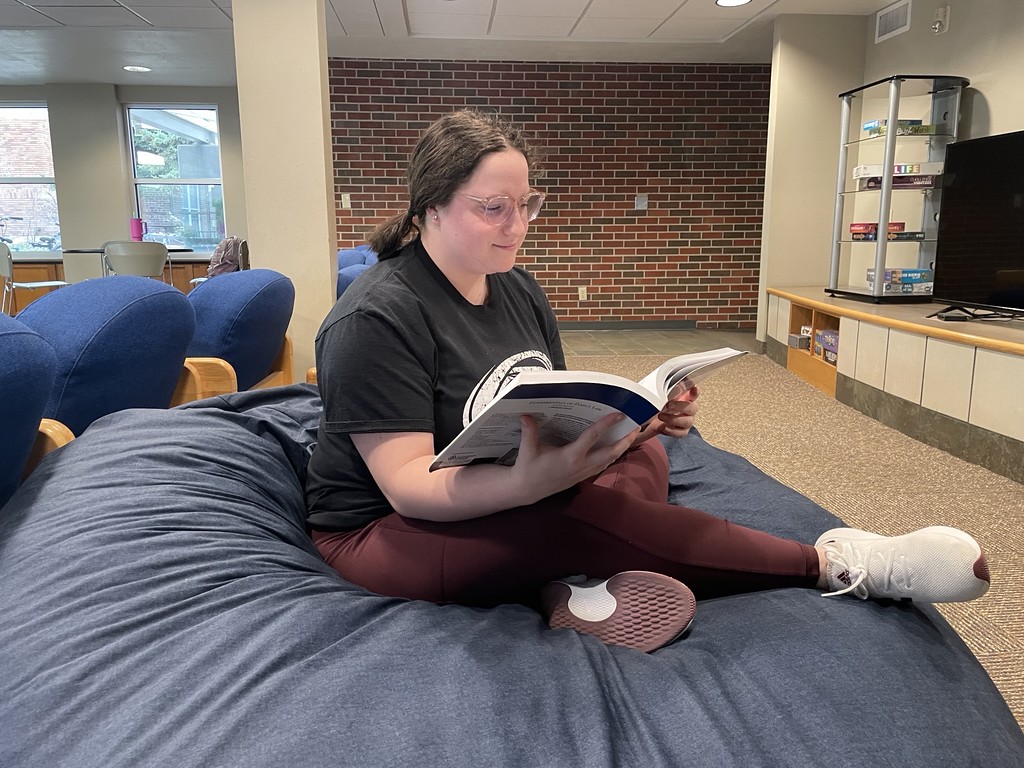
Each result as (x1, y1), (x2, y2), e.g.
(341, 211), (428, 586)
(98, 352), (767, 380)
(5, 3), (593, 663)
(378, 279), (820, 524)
(863, 0), (1024, 138)
(757, 0), (1024, 339)
(758, 15), (867, 339)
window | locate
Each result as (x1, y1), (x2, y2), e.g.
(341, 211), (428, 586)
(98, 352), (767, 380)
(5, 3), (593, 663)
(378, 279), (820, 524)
(0, 106), (61, 252)
(127, 107), (224, 251)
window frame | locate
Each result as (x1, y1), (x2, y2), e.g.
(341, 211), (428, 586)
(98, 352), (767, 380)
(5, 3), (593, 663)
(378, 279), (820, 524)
(124, 103), (225, 254)
(0, 103), (61, 257)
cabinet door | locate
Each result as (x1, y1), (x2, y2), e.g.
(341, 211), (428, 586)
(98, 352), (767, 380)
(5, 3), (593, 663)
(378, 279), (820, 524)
(10, 264), (61, 313)
(166, 263), (208, 293)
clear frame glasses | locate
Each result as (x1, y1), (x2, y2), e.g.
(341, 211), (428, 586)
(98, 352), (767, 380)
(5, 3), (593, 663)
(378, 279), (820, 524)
(457, 190), (545, 227)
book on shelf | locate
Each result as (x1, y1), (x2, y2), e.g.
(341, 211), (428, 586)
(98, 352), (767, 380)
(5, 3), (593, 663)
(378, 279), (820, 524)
(851, 230), (926, 241)
(856, 175), (939, 191)
(866, 267), (933, 284)
(429, 347), (748, 472)
(862, 118), (922, 131)
(866, 123), (939, 137)
(849, 221), (906, 233)
(852, 162), (944, 179)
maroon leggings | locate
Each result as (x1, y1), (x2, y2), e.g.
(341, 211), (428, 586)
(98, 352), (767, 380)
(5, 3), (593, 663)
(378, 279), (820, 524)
(313, 440), (820, 609)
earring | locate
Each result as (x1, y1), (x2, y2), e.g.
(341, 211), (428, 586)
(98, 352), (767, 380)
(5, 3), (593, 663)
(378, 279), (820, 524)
(432, 214), (439, 222)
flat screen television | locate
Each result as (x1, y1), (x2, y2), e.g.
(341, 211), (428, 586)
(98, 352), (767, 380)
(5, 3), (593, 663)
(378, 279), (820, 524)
(932, 129), (1024, 318)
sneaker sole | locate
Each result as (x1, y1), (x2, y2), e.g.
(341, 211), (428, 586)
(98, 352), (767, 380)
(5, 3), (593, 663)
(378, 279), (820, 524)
(541, 571), (696, 653)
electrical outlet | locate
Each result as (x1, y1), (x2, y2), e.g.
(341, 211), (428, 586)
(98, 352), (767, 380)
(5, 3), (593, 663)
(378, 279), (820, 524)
(341, 193), (352, 209)
(634, 194), (648, 211)
(578, 286), (587, 301)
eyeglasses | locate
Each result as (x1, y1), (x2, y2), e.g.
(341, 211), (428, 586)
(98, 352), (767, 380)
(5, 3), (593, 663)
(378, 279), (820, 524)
(456, 190), (545, 227)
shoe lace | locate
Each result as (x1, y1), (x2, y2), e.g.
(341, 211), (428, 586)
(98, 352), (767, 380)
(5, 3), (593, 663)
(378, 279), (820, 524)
(820, 543), (870, 599)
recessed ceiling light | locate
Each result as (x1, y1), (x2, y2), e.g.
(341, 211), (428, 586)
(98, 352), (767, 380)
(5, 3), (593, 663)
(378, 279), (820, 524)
(716, 0), (752, 6)
(123, 65), (152, 73)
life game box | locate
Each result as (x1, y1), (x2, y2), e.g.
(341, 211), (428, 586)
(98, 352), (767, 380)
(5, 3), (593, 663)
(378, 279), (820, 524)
(813, 329), (839, 366)
(866, 267), (934, 295)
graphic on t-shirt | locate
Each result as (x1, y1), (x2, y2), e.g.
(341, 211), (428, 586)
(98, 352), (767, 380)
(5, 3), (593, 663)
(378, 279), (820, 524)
(462, 350), (552, 426)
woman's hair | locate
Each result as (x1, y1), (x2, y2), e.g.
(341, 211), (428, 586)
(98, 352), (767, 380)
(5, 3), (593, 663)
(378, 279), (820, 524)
(366, 109), (542, 258)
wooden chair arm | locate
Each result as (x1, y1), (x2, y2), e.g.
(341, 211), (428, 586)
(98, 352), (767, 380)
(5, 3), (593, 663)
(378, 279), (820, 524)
(169, 357), (238, 406)
(23, 418), (75, 480)
(252, 335), (294, 390)
(305, 367), (317, 385)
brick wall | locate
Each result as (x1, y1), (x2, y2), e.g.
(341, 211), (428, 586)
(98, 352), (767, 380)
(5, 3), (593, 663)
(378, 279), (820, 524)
(328, 60), (770, 328)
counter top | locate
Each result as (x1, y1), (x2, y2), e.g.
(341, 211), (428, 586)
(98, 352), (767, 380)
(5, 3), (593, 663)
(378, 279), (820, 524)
(12, 252), (209, 264)
(768, 285), (1024, 357)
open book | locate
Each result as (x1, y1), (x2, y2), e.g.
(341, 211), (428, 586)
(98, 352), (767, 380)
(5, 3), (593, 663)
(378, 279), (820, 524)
(429, 347), (747, 471)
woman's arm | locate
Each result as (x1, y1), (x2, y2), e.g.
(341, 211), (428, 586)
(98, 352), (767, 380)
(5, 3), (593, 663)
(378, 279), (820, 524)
(352, 412), (639, 522)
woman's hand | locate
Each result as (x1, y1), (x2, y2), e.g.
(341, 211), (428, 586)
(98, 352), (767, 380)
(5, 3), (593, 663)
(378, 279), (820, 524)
(351, 413), (637, 522)
(511, 412), (639, 502)
(634, 386), (699, 445)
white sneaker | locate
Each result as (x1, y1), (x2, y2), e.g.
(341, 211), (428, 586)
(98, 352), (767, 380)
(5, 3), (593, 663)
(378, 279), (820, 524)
(815, 526), (990, 603)
(541, 571), (696, 653)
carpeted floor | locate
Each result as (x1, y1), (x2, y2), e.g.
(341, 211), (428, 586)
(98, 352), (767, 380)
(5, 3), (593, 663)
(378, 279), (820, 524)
(566, 351), (1024, 729)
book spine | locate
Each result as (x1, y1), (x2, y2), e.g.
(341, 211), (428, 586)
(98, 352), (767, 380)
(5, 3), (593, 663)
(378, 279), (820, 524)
(849, 221), (906, 233)
(866, 124), (939, 136)
(862, 118), (923, 131)
(851, 231), (926, 241)
(867, 267), (933, 282)
(852, 162), (944, 179)
(856, 175), (940, 191)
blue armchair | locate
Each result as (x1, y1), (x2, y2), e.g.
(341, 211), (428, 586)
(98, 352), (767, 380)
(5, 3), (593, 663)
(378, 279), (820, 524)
(173, 269), (295, 403)
(0, 314), (58, 507)
(336, 244), (377, 298)
(16, 275), (196, 436)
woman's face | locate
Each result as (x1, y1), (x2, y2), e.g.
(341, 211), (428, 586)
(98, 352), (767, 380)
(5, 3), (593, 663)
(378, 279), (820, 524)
(427, 149), (533, 277)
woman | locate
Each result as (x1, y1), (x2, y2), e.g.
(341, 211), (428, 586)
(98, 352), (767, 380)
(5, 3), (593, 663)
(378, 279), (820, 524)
(305, 110), (989, 652)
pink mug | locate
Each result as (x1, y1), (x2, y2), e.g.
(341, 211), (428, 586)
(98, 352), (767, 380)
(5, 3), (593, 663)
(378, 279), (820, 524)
(129, 218), (148, 241)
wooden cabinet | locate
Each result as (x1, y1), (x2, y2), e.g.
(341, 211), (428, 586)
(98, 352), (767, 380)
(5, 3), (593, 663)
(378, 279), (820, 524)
(166, 262), (208, 294)
(8, 263), (63, 314)
(7, 260), (208, 315)
(784, 301), (840, 396)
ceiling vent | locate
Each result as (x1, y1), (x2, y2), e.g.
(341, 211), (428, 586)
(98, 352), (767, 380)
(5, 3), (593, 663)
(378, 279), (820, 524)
(876, 0), (912, 43)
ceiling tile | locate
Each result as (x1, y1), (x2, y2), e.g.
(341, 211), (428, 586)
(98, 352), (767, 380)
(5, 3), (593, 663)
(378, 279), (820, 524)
(494, 0), (588, 17)
(650, 16), (745, 39)
(130, 7), (231, 28)
(329, 0), (378, 14)
(671, 0), (773, 19)
(0, 7), (61, 25)
(490, 15), (577, 37)
(24, 0), (119, 6)
(336, 15), (385, 37)
(119, 0), (214, 6)
(571, 17), (662, 39)
(407, 12), (489, 35)
(584, 0), (684, 19)
(407, 0), (492, 15)
(32, 7), (150, 26)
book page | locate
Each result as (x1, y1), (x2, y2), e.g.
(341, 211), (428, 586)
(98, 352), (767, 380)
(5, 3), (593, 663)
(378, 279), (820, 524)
(638, 347), (746, 400)
(429, 373), (661, 471)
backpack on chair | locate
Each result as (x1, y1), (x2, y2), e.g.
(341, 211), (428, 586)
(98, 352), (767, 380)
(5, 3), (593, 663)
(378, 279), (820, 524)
(207, 236), (249, 278)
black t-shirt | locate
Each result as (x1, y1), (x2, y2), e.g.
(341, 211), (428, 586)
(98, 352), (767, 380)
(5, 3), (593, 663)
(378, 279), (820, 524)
(305, 239), (565, 532)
